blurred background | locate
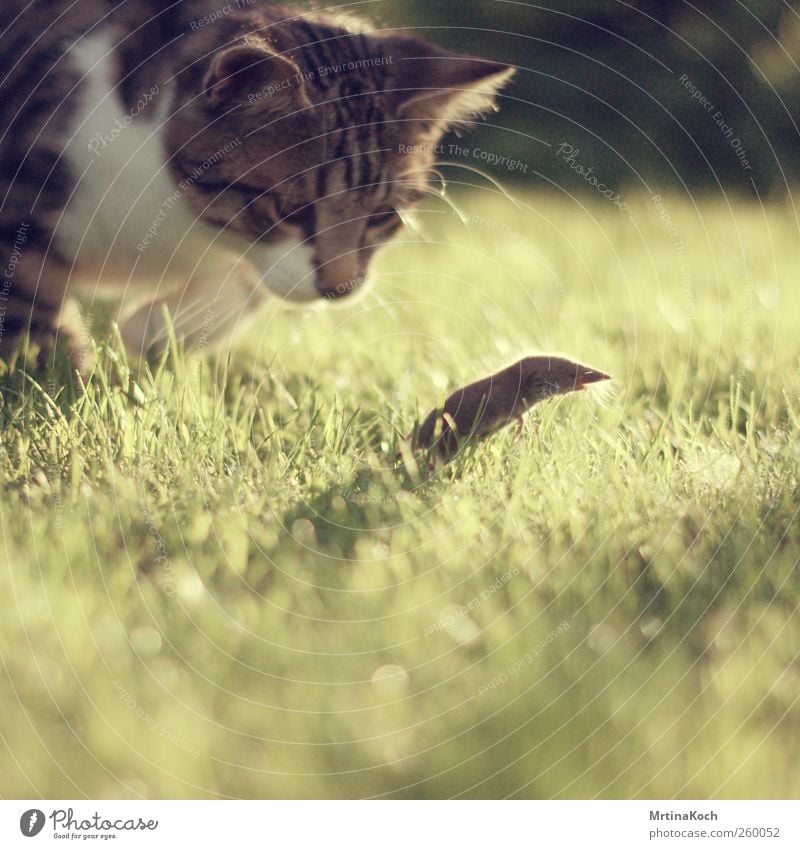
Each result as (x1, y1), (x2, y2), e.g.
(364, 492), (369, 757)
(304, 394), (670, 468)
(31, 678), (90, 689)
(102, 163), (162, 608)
(304, 0), (800, 195)
(3, 0), (799, 802)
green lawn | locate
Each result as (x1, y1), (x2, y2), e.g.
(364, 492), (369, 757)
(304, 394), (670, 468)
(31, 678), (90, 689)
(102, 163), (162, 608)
(1, 190), (799, 799)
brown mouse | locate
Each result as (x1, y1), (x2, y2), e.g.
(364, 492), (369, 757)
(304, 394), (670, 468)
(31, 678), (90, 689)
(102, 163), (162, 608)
(414, 356), (611, 459)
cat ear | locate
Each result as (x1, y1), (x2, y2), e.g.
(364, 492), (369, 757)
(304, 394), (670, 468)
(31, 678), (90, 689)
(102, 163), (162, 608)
(384, 36), (515, 130)
(203, 43), (311, 111)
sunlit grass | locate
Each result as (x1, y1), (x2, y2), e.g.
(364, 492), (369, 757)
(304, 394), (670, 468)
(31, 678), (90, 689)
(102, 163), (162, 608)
(1, 190), (798, 799)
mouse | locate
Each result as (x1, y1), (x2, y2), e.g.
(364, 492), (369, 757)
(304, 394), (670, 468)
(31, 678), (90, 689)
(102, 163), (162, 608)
(414, 356), (611, 460)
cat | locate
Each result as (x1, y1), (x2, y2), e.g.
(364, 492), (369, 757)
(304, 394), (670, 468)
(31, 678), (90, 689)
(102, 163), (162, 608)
(0, 0), (514, 376)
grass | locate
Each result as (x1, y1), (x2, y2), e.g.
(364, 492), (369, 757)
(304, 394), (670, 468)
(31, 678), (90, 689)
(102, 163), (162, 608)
(1, 189), (799, 799)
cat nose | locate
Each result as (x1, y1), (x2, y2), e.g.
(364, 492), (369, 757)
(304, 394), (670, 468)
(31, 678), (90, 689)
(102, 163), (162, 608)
(315, 255), (364, 300)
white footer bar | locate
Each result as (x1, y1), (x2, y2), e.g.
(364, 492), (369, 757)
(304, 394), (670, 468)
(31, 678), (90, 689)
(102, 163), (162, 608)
(2, 800), (797, 848)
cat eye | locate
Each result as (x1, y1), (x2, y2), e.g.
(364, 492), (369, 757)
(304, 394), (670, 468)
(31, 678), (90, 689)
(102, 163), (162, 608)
(368, 206), (400, 229)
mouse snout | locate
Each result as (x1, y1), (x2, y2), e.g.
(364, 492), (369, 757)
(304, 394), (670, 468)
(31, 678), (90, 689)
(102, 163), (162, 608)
(574, 366), (612, 389)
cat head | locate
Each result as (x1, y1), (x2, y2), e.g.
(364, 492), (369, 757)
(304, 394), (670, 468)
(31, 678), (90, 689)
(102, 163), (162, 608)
(166, 8), (515, 303)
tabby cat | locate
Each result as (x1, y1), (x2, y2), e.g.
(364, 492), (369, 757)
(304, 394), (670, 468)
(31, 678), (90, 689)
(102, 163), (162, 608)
(0, 0), (514, 375)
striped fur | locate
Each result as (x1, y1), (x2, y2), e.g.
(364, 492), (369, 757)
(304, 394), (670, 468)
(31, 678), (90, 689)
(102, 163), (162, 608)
(0, 0), (514, 371)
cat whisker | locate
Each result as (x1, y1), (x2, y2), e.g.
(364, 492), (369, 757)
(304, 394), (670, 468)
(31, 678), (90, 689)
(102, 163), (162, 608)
(376, 278), (422, 302)
(434, 160), (523, 209)
(395, 167), (451, 201)
(401, 181), (472, 226)
(365, 287), (401, 322)
(397, 209), (432, 243)
(426, 167), (450, 195)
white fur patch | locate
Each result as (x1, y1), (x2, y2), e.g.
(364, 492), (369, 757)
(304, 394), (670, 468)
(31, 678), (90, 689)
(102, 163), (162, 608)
(249, 240), (318, 302)
(57, 31), (314, 315)
(59, 32), (214, 298)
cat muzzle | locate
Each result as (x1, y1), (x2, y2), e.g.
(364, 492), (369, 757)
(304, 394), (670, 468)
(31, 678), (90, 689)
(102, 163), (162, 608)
(314, 254), (366, 300)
